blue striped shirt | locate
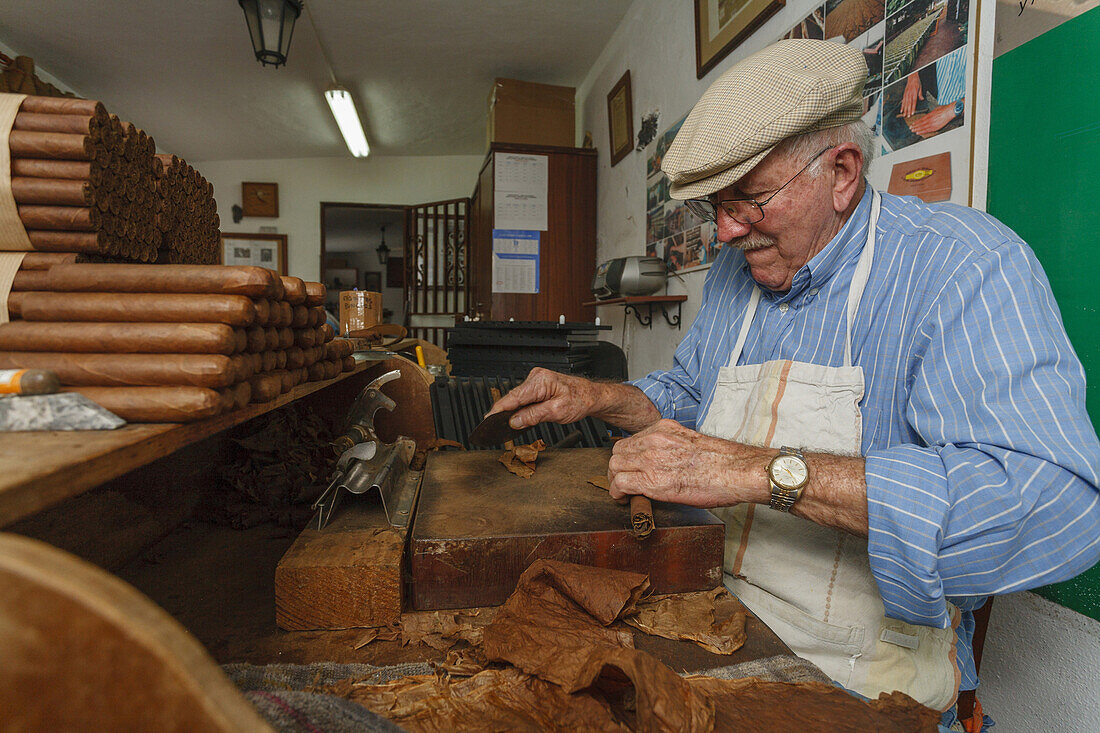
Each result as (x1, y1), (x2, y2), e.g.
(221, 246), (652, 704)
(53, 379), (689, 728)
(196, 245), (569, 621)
(632, 187), (1100, 691)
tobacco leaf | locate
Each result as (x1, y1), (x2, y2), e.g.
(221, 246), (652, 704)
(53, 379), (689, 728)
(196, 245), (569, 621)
(587, 475), (610, 491)
(625, 587), (747, 655)
(498, 439), (547, 479)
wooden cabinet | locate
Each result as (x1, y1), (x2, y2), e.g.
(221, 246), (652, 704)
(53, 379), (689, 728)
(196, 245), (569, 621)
(470, 143), (597, 322)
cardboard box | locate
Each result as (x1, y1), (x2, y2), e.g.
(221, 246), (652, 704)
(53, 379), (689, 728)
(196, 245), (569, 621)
(339, 290), (382, 336)
(488, 78), (575, 148)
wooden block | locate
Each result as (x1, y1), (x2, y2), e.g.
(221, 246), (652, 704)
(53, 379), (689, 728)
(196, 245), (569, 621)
(409, 448), (725, 611)
(275, 498), (404, 630)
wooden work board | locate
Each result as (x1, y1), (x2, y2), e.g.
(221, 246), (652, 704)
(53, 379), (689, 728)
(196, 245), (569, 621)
(409, 447), (725, 610)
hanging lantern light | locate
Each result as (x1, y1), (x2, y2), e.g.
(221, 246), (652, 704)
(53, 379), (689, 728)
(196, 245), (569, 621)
(376, 226), (390, 265)
(238, 0), (302, 68)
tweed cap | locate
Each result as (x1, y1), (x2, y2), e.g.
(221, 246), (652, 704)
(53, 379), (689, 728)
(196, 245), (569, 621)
(663, 39), (868, 200)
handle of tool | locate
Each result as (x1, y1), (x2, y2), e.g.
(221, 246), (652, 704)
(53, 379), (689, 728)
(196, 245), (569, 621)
(415, 345), (426, 368)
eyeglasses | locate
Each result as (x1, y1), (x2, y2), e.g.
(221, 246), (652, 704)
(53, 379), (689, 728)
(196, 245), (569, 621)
(684, 146), (835, 225)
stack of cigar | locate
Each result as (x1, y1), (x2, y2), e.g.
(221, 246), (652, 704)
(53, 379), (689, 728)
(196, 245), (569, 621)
(0, 263), (357, 422)
(154, 154), (220, 265)
(8, 96), (160, 262)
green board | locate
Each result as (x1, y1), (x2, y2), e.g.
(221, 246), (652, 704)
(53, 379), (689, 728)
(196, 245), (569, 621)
(987, 7), (1100, 621)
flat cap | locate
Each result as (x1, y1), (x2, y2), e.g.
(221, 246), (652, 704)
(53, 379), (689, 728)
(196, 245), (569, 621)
(662, 39), (868, 200)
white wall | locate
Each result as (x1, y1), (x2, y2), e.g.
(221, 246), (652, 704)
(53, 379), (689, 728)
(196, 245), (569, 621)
(578, 1), (1100, 729)
(324, 222), (405, 325)
(196, 155), (484, 283)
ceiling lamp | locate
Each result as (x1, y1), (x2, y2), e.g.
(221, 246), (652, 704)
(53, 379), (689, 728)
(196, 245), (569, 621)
(376, 226), (390, 264)
(239, 0), (302, 67)
(324, 85), (371, 157)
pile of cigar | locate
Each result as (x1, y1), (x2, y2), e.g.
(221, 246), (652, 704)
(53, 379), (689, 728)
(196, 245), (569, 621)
(0, 262), (356, 422)
(10, 96), (160, 262)
(154, 154), (220, 265)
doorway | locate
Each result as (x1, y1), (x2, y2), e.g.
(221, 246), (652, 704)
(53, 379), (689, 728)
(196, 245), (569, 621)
(319, 203), (405, 329)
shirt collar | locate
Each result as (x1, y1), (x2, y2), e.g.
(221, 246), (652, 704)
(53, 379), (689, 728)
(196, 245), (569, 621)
(748, 185), (873, 302)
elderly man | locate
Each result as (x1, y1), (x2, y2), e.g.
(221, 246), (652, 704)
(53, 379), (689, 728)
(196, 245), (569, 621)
(490, 39), (1100, 726)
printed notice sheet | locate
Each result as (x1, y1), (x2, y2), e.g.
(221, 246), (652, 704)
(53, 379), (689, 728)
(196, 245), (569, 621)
(493, 153), (548, 231)
(492, 229), (540, 294)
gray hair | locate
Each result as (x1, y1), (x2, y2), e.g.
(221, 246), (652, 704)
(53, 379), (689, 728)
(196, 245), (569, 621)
(772, 121), (875, 178)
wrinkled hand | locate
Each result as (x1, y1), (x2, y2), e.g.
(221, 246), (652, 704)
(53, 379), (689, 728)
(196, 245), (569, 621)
(899, 73), (922, 118)
(907, 103), (958, 137)
(488, 367), (604, 430)
(606, 419), (769, 508)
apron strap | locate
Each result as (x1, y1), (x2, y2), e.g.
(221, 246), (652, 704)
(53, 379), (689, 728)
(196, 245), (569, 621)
(728, 285), (762, 367)
(844, 189), (881, 366)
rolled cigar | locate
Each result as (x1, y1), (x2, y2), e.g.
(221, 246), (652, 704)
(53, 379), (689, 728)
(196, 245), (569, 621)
(14, 112), (104, 135)
(274, 350), (287, 370)
(233, 328), (248, 353)
(342, 355), (356, 373)
(277, 327), (294, 350)
(307, 362), (326, 382)
(25, 230), (110, 254)
(294, 328), (316, 349)
(10, 158), (95, 180)
(248, 373), (281, 403)
(0, 322), (242, 354)
(231, 380), (252, 410)
(17, 205), (97, 231)
(630, 496), (655, 540)
(271, 369), (295, 394)
(43, 264), (281, 297)
(324, 360), (341, 380)
(0, 352), (239, 388)
(262, 327), (279, 351)
(308, 345), (324, 366)
(244, 326), (265, 353)
(320, 323), (335, 343)
(11, 177), (95, 206)
(17, 252), (79, 270)
(8, 130), (102, 161)
(290, 304), (309, 328)
(248, 352), (262, 374)
(285, 346), (305, 370)
(261, 351), (278, 372)
(303, 281), (326, 307)
(275, 301), (293, 327)
(11, 270), (51, 291)
(19, 96), (105, 116)
(231, 353), (254, 381)
(14, 292), (257, 326)
(252, 298), (271, 326)
(216, 388), (235, 414)
(280, 276), (307, 305)
(63, 386), (223, 423)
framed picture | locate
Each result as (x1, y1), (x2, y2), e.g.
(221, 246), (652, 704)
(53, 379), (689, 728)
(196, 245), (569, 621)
(694, 0), (786, 79)
(607, 70), (634, 167)
(241, 181), (279, 217)
(324, 267), (359, 293)
(364, 271), (382, 292)
(386, 256), (405, 288)
(221, 232), (287, 275)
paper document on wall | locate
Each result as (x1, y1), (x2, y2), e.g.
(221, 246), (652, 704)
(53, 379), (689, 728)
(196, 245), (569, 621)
(492, 230), (540, 294)
(494, 153), (548, 231)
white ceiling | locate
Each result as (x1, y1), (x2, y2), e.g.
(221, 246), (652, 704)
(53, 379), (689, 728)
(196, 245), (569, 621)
(0, 1), (633, 161)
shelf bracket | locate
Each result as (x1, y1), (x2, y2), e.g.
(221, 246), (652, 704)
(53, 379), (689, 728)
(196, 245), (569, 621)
(659, 301), (682, 329)
(623, 303), (652, 328)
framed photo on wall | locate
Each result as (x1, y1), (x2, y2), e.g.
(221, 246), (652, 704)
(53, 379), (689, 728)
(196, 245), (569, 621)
(607, 70), (634, 167)
(364, 271), (382, 292)
(221, 232), (287, 275)
(694, 0), (786, 79)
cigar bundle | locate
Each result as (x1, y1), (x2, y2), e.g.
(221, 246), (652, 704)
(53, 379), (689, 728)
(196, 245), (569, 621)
(154, 154), (220, 265)
(0, 266), (357, 422)
(0, 55), (72, 98)
(7, 96), (162, 263)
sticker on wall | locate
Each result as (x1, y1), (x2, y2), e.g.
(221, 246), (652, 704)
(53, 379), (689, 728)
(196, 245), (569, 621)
(887, 151), (953, 202)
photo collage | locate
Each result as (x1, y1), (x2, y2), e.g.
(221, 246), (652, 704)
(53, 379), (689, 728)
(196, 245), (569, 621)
(646, 0), (971, 271)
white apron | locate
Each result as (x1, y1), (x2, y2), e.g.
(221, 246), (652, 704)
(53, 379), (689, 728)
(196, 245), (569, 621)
(704, 192), (961, 710)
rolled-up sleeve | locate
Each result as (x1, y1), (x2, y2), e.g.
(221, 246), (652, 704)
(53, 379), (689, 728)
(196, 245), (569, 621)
(865, 241), (1100, 627)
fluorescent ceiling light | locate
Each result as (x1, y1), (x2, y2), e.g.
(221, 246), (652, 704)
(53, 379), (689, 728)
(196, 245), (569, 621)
(324, 85), (370, 157)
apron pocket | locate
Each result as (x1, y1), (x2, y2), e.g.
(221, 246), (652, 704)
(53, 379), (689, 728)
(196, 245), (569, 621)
(726, 575), (865, 687)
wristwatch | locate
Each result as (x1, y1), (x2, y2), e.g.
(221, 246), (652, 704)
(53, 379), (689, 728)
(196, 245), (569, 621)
(767, 446), (809, 512)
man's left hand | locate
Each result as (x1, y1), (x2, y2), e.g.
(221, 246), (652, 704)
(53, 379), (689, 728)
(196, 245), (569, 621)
(606, 419), (770, 507)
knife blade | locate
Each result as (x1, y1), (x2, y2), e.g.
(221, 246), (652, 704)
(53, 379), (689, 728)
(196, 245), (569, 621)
(468, 409), (521, 447)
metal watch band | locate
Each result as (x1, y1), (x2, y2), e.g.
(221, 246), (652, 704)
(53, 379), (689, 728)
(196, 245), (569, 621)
(768, 446), (805, 512)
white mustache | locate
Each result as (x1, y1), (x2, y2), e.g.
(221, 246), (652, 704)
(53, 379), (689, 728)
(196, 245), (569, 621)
(730, 230), (776, 251)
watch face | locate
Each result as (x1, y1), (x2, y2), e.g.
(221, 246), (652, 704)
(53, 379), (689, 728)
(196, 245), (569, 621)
(771, 454), (808, 490)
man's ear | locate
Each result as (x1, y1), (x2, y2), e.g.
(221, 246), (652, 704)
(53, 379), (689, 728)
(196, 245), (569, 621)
(831, 143), (864, 213)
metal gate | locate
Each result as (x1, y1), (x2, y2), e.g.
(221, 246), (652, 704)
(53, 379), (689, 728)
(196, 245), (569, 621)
(404, 198), (469, 348)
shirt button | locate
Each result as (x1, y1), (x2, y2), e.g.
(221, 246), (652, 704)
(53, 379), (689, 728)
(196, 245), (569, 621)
(778, 302), (790, 313)
(809, 288), (819, 296)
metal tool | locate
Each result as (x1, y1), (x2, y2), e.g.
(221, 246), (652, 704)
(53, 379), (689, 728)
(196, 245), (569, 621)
(312, 369), (421, 530)
(468, 409), (521, 447)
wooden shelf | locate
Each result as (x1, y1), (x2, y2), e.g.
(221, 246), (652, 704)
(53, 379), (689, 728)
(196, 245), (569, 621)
(582, 295), (687, 328)
(0, 365), (372, 527)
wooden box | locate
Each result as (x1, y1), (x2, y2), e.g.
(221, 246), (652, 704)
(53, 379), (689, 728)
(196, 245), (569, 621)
(488, 78), (575, 148)
(408, 447), (725, 610)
